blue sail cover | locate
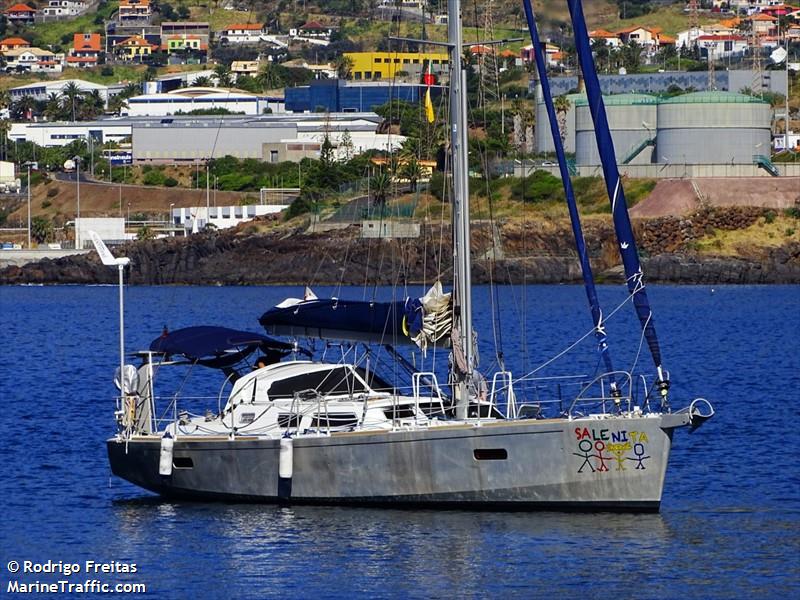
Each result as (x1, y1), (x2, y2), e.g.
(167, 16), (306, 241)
(567, 0), (663, 369)
(259, 299), (424, 346)
(522, 0), (614, 373)
(150, 326), (293, 368)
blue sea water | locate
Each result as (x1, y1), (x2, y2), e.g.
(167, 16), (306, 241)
(0, 284), (798, 598)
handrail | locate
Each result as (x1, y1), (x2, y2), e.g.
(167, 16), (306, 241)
(412, 372), (445, 419)
(567, 371), (633, 417)
(490, 371), (517, 419)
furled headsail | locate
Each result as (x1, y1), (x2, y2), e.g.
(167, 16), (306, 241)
(522, 0), (614, 374)
(567, 0), (664, 372)
(259, 284), (452, 350)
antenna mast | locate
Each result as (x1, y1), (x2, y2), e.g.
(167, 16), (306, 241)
(479, 1), (500, 109)
(750, 14), (763, 96)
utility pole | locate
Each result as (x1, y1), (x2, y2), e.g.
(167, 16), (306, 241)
(205, 162), (210, 227)
(75, 156), (81, 249)
(26, 164), (31, 248)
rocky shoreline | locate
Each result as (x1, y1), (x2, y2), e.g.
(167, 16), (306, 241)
(1, 207), (798, 286)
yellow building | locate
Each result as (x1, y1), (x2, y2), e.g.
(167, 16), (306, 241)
(344, 51), (449, 81)
(114, 35), (155, 61)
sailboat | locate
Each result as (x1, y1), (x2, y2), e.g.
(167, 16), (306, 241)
(104, 0), (714, 511)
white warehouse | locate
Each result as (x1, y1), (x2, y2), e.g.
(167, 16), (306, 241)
(8, 120), (133, 147)
(123, 87), (284, 117)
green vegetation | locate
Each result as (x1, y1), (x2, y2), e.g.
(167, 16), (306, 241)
(31, 215), (54, 243)
(29, 1), (118, 50)
(600, 4), (718, 36)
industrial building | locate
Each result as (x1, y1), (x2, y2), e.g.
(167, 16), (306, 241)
(344, 51), (449, 81)
(285, 79), (441, 113)
(131, 113), (404, 164)
(537, 90), (772, 167)
(8, 79), (112, 104)
(8, 119), (133, 147)
(123, 87), (285, 117)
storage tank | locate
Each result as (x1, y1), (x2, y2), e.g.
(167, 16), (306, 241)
(656, 91), (772, 165)
(534, 91), (585, 154)
(575, 93), (658, 166)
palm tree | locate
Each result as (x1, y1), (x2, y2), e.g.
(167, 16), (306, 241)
(107, 94), (127, 115)
(554, 95), (571, 147)
(31, 216), (53, 244)
(81, 89), (105, 119)
(120, 82), (141, 98)
(213, 64), (233, 88)
(0, 119), (10, 160)
(512, 98), (535, 154)
(334, 55), (354, 79)
(399, 157), (422, 192)
(257, 63), (285, 91)
(44, 92), (63, 121)
(192, 75), (211, 87)
(60, 81), (84, 122)
(370, 170), (391, 206)
(11, 95), (36, 121)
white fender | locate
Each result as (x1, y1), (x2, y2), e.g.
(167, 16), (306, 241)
(279, 437), (293, 479)
(159, 433), (174, 476)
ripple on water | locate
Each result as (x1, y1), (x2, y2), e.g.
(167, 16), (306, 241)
(1, 285), (798, 597)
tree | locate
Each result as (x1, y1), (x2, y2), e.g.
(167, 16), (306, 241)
(137, 225), (155, 240)
(257, 62), (285, 90)
(61, 82), (84, 122)
(80, 90), (105, 120)
(235, 75), (260, 93)
(369, 169), (391, 206)
(107, 94), (127, 115)
(399, 156), (422, 192)
(32, 215), (53, 243)
(339, 129), (354, 161)
(10, 96), (36, 121)
(44, 92), (64, 121)
(192, 75), (211, 87)
(620, 40), (643, 74)
(554, 95), (571, 147)
(213, 64), (233, 88)
(334, 55), (354, 79)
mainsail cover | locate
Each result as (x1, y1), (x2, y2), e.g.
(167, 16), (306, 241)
(521, 0), (614, 373)
(149, 326), (294, 369)
(567, 0), (663, 370)
(259, 284), (452, 350)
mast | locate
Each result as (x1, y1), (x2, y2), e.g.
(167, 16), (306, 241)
(448, 0), (473, 418)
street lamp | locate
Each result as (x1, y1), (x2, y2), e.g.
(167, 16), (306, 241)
(74, 156), (81, 249)
(23, 162), (31, 248)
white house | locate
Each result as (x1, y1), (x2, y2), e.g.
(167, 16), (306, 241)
(676, 27), (706, 49)
(217, 23), (265, 44)
(41, 0), (87, 18)
(589, 29), (623, 48)
(697, 34), (749, 60)
(3, 48), (64, 73)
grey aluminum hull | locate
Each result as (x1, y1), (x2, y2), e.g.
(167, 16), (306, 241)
(108, 414), (688, 511)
